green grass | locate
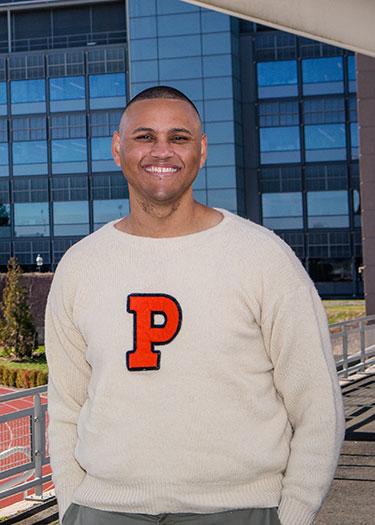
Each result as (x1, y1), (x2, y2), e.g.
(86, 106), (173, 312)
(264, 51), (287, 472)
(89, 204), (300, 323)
(323, 299), (366, 325)
(0, 345), (47, 373)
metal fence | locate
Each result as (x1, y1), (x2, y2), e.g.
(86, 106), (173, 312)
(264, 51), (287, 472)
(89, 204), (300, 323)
(0, 385), (50, 502)
(330, 314), (375, 377)
(0, 315), (374, 503)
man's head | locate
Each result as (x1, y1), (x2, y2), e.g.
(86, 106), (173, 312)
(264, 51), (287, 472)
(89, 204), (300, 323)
(112, 86), (207, 207)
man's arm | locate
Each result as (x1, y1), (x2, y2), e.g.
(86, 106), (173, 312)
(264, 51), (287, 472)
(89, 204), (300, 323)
(45, 256), (91, 523)
(261, 284), (345, 525)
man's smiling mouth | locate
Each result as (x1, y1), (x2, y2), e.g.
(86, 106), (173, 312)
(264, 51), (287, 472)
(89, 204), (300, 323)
(143, 165), (180, 174)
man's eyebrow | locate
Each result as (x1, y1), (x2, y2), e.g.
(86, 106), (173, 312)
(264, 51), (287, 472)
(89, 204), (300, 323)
(170, 128), (193, 136)
(130, 127), (194, 136)
(131, 127), (155, 134)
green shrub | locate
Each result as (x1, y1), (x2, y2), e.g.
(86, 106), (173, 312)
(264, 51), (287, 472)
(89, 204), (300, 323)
(0, 360), (48, 388)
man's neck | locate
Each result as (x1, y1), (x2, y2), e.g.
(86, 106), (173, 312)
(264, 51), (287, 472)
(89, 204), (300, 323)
(114, 200), (223, 238)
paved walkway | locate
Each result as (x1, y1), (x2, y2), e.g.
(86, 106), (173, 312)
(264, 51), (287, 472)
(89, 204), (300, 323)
(315, 371), (375, 525)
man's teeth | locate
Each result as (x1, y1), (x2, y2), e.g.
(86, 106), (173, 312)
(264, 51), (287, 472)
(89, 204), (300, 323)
(144, 166), (178, 174)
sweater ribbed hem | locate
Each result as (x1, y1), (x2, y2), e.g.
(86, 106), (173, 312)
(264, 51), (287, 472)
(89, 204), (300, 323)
(278, 496), (316, 525)
(73, 474), (283, 514)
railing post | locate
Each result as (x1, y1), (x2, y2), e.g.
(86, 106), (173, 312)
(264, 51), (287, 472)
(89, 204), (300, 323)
(33, 393), (43, 499)
(343, 324), (349, 378)
(360, 319), (366, 372)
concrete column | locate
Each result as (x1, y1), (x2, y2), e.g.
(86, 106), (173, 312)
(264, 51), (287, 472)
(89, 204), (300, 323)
(357, 54), (375, 316)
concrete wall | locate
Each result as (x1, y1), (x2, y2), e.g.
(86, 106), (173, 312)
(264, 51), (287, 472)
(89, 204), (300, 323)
(357, 54), (375, 316)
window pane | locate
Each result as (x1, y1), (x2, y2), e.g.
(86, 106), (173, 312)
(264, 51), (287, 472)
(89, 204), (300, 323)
(350, 122), (359, 160)
(12, 141), (48, 175)
(11, 79), (46, 114)
(0, 82), (6, 115)
(259, 126), (300, 164)
(93, 199), (129, 230)
(91, 137), (117, 172)
(307, 190), (349, 228)
(348, 55), (356, 92)
(51, 139), (88, 174)
(257, 61), (298, 98)
(304, 124), (346, 162)
(49, 76), (85, 112)
(262, 192), (303, 229)
(0, 143), (8, 176)
(302, 57), (344, 95)
(89, 73), (126, 109)
(0, 203), (11, 238)
(14, 202), (49, 237)
(309, 258), (352, 282)
(262, 192), (303, 230)
(53, 201), (89, 236)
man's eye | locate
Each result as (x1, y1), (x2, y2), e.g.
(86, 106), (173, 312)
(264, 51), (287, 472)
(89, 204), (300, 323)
(172, 136), (189, 142)
(135, 135), (153, 141)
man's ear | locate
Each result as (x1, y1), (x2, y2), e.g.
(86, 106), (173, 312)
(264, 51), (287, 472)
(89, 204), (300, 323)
(112, 131), (122, 167)
(199, 133), (208, 168)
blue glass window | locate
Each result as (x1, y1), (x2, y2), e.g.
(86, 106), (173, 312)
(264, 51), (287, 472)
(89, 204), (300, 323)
(91, 137), (118, 172)
(350, 122), (359, 160)
(348, 55), (356, 93)
(353, 189), (361, 227)
(0, 82), (6, 116)
(302, 57), (344, 95)
(259, 127), (300, 164)
(49, 76), (85, 112)
(257, 61), (298, 98)
(13, 141), (48, 175)
(0, 143), (9, 177)
(158, 35), (201, 59)
(307, 190), (349, 228)
(159, 57), (202, 81)
(262, 192), (303, 230)
(11, 79), (46, 115)
(14, 202), (50, 237)
(0, 203), (11, 237)
(93, 199), (130, 230)
(53, 201), (89, 236)
(304, 124), (346, 162)
(207, 189), (237, 211)
(157, 13), (200, 37)
(89, 73), (126, 109)
(52, 139), (88, 174)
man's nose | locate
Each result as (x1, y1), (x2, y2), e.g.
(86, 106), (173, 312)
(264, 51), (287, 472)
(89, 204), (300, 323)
(150, 140), (174, 158)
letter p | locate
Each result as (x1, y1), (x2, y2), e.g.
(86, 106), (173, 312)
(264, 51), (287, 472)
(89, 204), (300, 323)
(126, 293), (183, 371)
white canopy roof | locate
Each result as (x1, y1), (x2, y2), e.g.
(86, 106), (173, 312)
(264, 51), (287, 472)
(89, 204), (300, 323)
(183, 0), (375, 57)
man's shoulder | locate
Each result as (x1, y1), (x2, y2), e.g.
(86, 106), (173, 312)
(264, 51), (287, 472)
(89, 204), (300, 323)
(55, 220), (115, 274)
(225, 211), (312, 289)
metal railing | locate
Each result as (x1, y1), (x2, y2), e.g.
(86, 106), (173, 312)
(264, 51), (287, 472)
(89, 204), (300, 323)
(0, 315), (374, 504)
(330, 314), (375, 377)
(0, 29), (126, 53)
(0, 385), (51, 501)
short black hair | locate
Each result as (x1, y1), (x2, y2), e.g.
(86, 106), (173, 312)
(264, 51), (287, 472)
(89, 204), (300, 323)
(124, 85), (201, 121)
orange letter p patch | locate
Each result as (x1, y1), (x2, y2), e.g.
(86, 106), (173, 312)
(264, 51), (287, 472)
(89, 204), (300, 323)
(126, 293), (183, 371)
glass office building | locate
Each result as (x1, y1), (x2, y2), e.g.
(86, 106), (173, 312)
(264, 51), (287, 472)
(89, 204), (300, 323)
(0, 0), (362, 297)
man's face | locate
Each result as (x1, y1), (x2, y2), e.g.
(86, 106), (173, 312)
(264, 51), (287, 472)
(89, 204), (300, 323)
(112, 98), (207, 205)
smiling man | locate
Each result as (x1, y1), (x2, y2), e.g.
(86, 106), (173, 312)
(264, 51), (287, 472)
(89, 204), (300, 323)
(45, 86), (345, 525)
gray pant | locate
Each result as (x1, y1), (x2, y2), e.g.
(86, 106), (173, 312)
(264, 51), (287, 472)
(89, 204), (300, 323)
(62, 504), (281, 525)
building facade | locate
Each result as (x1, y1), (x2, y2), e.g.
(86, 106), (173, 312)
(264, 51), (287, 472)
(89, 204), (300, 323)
(0, 0), (363, 298)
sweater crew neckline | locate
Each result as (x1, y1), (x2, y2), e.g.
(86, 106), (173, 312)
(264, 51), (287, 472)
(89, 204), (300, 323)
(105, 207), (234, 246)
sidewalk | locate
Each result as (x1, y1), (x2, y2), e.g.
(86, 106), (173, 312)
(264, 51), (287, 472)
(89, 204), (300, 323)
(316, 370), (375, 525)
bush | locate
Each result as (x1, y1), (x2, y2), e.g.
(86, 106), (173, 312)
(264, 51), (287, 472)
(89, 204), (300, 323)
(0, 361), (48, 388)
(0, 257), (37, 360)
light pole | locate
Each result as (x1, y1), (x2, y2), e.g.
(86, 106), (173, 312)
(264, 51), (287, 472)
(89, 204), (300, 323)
(36, 253), (43, 272)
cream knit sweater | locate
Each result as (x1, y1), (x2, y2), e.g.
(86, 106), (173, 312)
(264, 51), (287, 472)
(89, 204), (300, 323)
(45, 207), (345, 525)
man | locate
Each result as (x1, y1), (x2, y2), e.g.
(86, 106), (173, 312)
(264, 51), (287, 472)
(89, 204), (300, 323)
(45, 86), (345, 525)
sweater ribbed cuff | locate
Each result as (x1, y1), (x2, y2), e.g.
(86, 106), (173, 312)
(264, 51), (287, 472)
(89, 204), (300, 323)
(278, 496), (316, 525)
(56, 483), (79, 524)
